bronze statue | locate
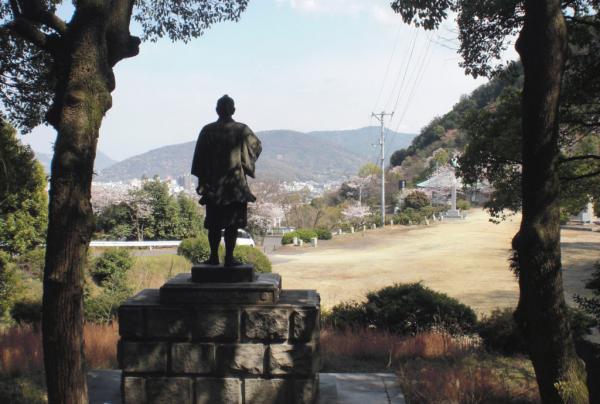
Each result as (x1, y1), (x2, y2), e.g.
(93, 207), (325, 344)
(191, 95), (262, 266)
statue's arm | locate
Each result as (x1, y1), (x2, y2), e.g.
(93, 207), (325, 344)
(191, 130), (208, 193)
(241, 126), (262, 178)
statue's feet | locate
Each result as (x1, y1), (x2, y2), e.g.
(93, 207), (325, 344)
(203, 258), (220, 265)
(224, 258), (244, 267)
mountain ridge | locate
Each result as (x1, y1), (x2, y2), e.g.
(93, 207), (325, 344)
(97, 127), (416, 183)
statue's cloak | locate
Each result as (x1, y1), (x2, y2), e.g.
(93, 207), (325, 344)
(191, 119), (262, 205)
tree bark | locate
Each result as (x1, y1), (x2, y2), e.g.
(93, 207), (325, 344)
(42, 2), (138, 403)
(514, 1), (589, 402)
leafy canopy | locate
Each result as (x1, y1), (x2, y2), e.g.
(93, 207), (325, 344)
(0, 0), (249, 132)
(0, 121), (48, 254)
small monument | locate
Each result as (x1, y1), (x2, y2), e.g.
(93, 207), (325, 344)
(118, 97), (320, 404)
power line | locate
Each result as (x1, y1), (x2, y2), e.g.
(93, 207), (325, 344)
(389, 30), (420, 115)
(371, 23), (403, 113)
(384, 29), (419, 112)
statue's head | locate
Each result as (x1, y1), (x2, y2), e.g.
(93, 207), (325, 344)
(216, 95), (235, 118)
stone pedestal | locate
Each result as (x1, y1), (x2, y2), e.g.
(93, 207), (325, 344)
(118, 269), (320, 404)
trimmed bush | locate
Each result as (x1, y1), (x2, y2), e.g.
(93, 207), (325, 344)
(281, 229), (318, 245)
(315, 228), (332, 240)
(328, 283), (477, 335)
(91, 248), (134, 287)
(404, 191), (431, 210)
(178, 235), (215, 263)
(233, 246), (271, 273)
(456, 199), (471, 210)
(476, 308), (525, 355)
(10, 299), (42, 327)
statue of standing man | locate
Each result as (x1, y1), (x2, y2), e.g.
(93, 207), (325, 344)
(191, 95), (262, 266)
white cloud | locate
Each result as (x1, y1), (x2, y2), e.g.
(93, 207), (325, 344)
(279, 0), (368, 15)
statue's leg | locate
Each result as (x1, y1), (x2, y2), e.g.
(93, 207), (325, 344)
(206, 227), (221, 265)
(224, 226), (241, 266)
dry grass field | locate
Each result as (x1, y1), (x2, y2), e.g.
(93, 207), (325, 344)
(270, 209), (600, 315)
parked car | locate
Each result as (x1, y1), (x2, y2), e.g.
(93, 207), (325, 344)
(220, 229), (255, 247)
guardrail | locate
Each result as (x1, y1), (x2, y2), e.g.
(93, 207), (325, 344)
(89, 240), (181, 248)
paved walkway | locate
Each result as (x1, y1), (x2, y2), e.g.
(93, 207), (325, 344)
(88, 370), (405, 404)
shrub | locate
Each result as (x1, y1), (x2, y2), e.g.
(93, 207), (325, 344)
(281, 229), (318, 245)
(10, 300), (42, 328)
(477, 307), (596, 355)
(404, 191), (430, 210)
(91, 248), (134, 287)
(281, 232), (296, 245)
(329, 283), (477, 335)
(15, 248), (45, 280)
(85, 288), (131, 324)
(178, 235), (214, 263)
(232, 246), (272, 273)
(476, 308), (525, 355)
(295, 229), (318, 242)
(0, 252), (20, 319)
(315, 227), (332, 240)
(456, 199), (471, 210)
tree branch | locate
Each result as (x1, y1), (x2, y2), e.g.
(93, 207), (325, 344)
(560, 169), (600, 182)
(558, 155), (600, 164)
(3, 17), (54, 51)
(106, 0), (140, 67)
(9, 0), (21, 17)
(17, 0), (67, 34)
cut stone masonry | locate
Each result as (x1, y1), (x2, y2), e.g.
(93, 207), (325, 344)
(118, 265), (320, 404)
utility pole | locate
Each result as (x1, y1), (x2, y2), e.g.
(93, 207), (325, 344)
(372, 111), (393, 227)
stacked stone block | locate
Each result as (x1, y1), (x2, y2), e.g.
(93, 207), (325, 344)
(118, 288), (320, 404)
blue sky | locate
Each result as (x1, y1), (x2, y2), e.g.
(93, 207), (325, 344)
(24, 0), (501, 161)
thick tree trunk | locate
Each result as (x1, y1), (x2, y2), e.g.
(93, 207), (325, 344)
(42, 2), (138, 403)
(514, 1), (589, 403)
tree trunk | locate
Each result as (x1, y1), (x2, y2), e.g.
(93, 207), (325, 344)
(42, 2), (138, 403)
(514, 1), (589, 402)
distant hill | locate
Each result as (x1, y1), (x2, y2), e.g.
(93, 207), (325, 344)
(96, 127), (416, 183)
(35, 150), (117, 174)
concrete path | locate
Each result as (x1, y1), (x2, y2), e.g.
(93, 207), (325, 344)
(318, 373), (405, 404)
(88, 370), (405, 404)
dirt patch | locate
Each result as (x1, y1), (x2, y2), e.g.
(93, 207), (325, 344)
(270, 209), (600, 316)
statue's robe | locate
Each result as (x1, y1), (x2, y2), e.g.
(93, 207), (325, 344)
(191, 118), (262, 229)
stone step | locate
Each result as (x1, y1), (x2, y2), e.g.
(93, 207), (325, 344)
(88, 370), (406, 404)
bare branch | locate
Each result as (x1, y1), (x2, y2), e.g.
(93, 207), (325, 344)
(3, 17), (53, 51)
(9, 0), (20, 17)
(106, 0), (140, 66)
(35, 10), (67, 34)
(560, 169), (600, 181)
(558, 154), (600, 164)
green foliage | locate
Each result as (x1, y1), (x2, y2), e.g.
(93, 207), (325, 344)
(15, 248), (45, 280)
(91, 248), (134, 287)
(84, 287), (131, 324)
(358, 163), (382, 178)
(0, 252), (19, 319)
(575, 262), (600, 324)
(477, 308), (526, 355)
(456, 199), (471, 211)
(390, 148), (409, 167)
(404, 191), (431, 210)
(232, 246), (271, 273)
(478, 307), (596, 355)
(281, 229), (318, 245)
(314, 227), (332, 240)
(0, 122), (48, 255)
(94, 180), (205, 241)
(178, 235), (215, 264)
(10, 299), (42, 327)
(328, 283), (477, 335)
(0, 373), (47, 404)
